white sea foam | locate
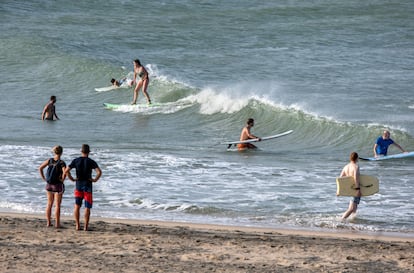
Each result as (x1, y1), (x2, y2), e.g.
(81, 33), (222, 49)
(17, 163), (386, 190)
(185, 87), (249, 115)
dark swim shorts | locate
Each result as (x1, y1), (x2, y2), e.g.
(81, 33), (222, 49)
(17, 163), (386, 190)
(45, 183), (65, 193)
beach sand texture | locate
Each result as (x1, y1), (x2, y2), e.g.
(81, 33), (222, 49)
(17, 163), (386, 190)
(1, 213), (413, 273)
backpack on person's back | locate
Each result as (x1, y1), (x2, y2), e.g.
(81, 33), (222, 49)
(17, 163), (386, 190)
(46, 158), (63, 184)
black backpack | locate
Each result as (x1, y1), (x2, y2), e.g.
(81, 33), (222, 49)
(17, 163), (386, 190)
(46, 158), (62, 185)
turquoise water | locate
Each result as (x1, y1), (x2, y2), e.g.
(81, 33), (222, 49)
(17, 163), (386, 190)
(1, 0), (413, 235)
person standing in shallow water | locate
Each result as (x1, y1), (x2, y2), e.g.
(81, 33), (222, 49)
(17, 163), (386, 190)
(38, 145), (66, 228)
(65, 144), (102, 231)
(373, 130), (406, 157)
(338, 152), (361, 220)
(41, 95), (60, 121)
(131, 59), (151, 105)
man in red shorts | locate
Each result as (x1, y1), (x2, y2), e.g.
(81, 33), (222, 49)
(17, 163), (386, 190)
(65, 144), (102, 231)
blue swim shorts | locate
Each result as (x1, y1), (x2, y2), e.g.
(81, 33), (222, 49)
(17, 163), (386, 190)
(351, 196), (361, 204)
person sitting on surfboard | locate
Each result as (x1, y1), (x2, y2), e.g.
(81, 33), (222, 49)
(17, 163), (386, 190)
(111, 77), (132, 88)
(339, 152), (361, 220)
(237, 118), (261, 150)
(373, 130), (406, 157)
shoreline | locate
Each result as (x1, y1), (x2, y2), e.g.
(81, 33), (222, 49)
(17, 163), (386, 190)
(3, 211), (414, 242)
(1, 212), (413, 272)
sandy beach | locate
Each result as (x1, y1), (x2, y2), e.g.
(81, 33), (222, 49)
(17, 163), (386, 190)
(0, 213), (413, 273)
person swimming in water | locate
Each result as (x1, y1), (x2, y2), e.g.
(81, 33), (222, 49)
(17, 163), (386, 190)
(110, 77), (132, 87)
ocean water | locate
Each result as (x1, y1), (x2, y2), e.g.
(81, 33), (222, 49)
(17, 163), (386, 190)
(1, 0), (413, 235)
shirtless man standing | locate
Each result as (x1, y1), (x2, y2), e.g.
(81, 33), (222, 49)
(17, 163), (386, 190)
(41, 96), (59, 121)
(237, 118), (261, 151)
(339, 152), (361, 220)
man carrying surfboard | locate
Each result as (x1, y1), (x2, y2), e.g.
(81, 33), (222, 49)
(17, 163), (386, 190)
(238, 118), (261, 151)
(339, 152), (361, 220)
(373, 130), (406, 158)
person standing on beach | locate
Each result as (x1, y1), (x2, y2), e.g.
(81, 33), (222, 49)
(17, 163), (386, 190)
(373, 130), (406, 157)
(38, 145), (66, 228)
(237, 118), (261, 151)
(64, 144), (102, 231)
(338, 152), (361, 220)
(41, 95), (60, 121)
(131, 59), (151, 105)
